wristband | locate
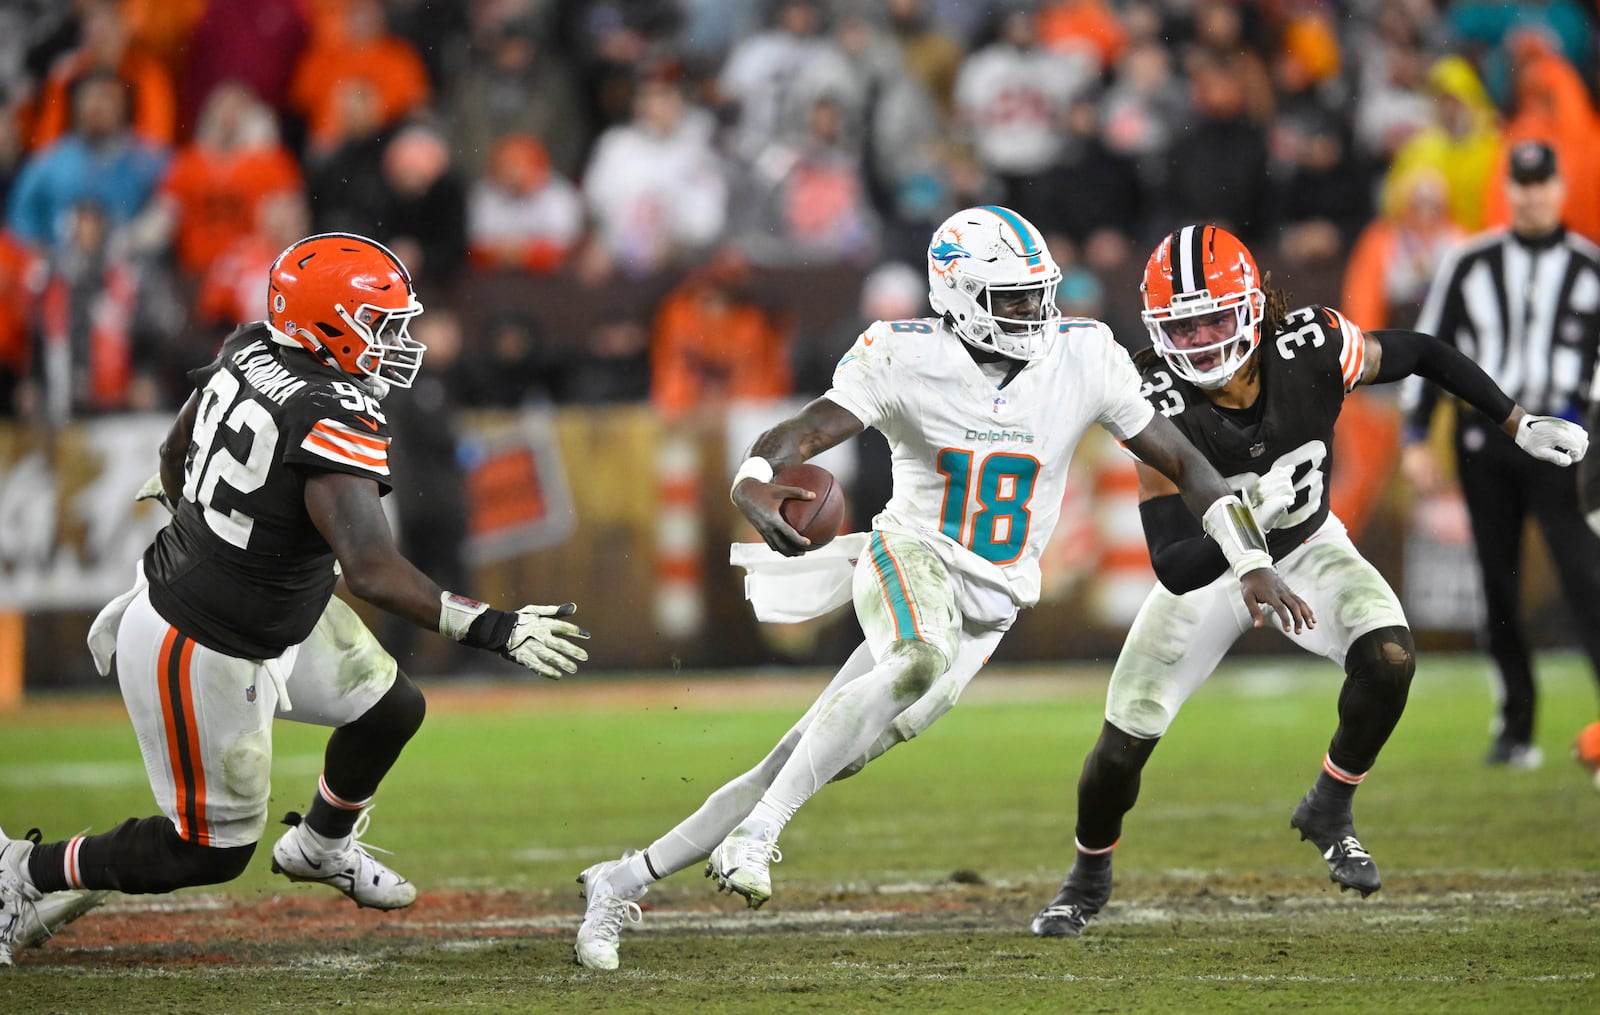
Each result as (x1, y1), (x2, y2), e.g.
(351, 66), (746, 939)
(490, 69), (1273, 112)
(729, 456), (774, 501)
(1201, 494), (1274, 578)
(439, 591), (491, 641)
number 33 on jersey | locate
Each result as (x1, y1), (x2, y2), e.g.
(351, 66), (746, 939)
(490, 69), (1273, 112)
(1135, 304), (1365, 558)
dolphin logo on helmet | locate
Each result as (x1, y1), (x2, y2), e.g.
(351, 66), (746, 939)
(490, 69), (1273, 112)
(926, 206), (1061, 361)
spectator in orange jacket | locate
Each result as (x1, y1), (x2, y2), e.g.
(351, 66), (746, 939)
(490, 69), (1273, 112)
(1342, 166), (1466, 332)
(651, 249), (792, 419)
(141, 84), (302, 278)
(1481, 33), (1600, 244)
(195, 188), (310, 330)
(27, 0), (177, 151)
(288, 0), (431, 155)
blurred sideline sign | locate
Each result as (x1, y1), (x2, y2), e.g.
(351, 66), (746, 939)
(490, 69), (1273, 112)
(459, 409), (575, 566)
(0, 416), (170, 609)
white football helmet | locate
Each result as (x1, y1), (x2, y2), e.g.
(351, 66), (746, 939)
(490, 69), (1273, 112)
(927, 205), (1061, 360)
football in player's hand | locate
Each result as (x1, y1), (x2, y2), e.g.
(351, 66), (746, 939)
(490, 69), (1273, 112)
(776, 463), (845, 549)
(1574, 721), (1600, 790)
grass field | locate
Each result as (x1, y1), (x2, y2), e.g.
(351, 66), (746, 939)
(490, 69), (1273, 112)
(3, 652), (1598, 1012)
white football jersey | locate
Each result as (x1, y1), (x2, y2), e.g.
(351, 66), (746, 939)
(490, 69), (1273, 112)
(825, 316), (1154, 610)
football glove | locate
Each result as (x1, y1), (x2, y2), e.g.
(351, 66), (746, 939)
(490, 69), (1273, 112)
(444, 593), (590, 680)
(1245, 460), (1298, 531)
(136, 472), (174, 514)
(500, 603), (590, 679)
(1514, 414), (1588, 467)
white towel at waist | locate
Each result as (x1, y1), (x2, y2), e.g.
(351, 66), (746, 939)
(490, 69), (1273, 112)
(729, 532), (870, 624)
(88, 563), (147, 677)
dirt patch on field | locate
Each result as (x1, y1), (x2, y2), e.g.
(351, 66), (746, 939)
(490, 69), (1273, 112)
(20, 871), (1594, 970)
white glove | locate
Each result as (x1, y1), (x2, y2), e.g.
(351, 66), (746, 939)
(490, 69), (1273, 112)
(136, 472), (174, 514)
(501, 603), (590, 680)
(1245, 460), (1298, 531)
(1514, 414), (1588, 466)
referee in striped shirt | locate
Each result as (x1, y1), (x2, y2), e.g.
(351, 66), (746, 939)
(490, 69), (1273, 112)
(1402, 140), (1600, 769)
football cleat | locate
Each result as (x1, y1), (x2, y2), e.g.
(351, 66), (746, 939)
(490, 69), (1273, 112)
(706, 828), (782, 909)
(270, 809), (416, 910)
(1, 826), (44, 967)
(574, 854), (646, 971)
(1290, 793), (1381, 897)
(13, 889), (109, 950)
(1485, 738), (1544, 770)
(1031, 861), (1114, 938)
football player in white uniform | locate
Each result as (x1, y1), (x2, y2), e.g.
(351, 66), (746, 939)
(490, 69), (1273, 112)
(572, 206), (1314, 970)
(1030, 224), (1588, 939)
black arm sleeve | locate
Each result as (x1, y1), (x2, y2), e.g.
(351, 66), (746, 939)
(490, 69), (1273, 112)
(1371, 329), (1515, 428)
(1141, 494), (1229, 594)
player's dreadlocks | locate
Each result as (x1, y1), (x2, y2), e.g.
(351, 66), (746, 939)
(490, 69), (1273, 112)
(1260, 272), (1292, 339)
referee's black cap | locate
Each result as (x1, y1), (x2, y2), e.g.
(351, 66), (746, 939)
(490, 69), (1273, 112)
(1509, 140), (1559, 184)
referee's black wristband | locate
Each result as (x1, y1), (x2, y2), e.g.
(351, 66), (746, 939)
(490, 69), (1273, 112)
(461, 608), (518, 652)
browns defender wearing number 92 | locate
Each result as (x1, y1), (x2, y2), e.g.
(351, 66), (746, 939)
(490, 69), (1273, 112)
(0, 233), (591, 965)
(1030, 224), (1588, 939)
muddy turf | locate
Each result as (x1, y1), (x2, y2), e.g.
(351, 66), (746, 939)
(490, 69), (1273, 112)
(3, 657), (1596, 1012)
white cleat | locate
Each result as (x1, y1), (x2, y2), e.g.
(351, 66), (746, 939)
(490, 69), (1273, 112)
(1, 826), (44, 967)
(706, 829), (782, 909)
(574, 854), (645, 970)
(14, 889), (109, 949)
(269, 810), (417, 910)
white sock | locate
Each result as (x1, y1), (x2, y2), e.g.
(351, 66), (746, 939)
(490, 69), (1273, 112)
(743, 656), (921, 837)
(621, 752), (793, 891)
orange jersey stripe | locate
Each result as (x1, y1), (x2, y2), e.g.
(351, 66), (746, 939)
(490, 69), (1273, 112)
(312, 419), (390, 451)
(304, 431), (388, 468)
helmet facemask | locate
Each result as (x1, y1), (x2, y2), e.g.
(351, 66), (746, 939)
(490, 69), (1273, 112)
(963, 275), (1061, 360)
(1144, 285), (1263, 389)
(339, 297), (426, 389)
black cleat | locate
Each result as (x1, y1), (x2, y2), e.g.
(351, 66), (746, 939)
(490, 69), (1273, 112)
(1290, 793), (1381, 898)
(1030, 863), (1113, 938)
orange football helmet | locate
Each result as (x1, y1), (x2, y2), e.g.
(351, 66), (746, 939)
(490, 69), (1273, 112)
(1140, 224), (1264, 388)
(266, 233), (425, 389)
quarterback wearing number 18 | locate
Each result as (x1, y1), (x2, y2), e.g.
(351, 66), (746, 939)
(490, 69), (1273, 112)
(571, 206), (1314, 971)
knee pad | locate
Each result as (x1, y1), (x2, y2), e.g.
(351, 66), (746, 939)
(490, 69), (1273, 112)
(883, 638), (949, 703)
(1345, 626), (1416, 695)
(350, 669), (427, 738)
(152, 821), (253, 889)
(176, 836), (255, 886)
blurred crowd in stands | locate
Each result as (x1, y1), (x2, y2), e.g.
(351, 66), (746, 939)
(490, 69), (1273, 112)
(1, 0), (1597, 426)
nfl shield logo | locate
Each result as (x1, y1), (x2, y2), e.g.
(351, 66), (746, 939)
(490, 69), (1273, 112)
(993, 396), (1007, 414)
(1249, 442), (1266, 458)
(245, 685), (256, 703)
